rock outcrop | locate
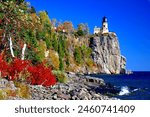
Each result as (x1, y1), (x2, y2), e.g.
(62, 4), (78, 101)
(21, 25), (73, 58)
(90, 32), (126, 74)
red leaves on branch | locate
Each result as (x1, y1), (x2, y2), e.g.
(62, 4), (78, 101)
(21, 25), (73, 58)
(0, 55), (56, 87)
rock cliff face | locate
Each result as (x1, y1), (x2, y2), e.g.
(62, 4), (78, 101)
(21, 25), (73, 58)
(90, 32), (126, 74)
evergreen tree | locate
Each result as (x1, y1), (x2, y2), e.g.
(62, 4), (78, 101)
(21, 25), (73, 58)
(30, 6), (36, 13)
(59, 57), (64, 71)
(52, 36), (58, 52)
(74, 46), (82, 64)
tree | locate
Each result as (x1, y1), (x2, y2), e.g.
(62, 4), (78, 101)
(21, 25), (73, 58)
(0, 1), (29, 59)
(81, 44), (92, 58)
(1, 0), (25, 4)
(24, 29), (37, 47)
(30, 6), (36, 13)
(51, 18), (57, 27)
(58, 35), (66, 58)
(52, 34), (58, 52)
(59, 57), (64, 71)
(83, 23), (89, 35)
(48, 50), (60, 70)
(63, 21), (74, 34)
(76, 23), (89, 36)
(36, 40), (47, 63)
(39, 11), (51, 26)
(74, 46), (82, 64)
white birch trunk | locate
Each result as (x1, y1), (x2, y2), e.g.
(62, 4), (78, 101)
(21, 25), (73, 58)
(9, 37), (15, 58)
(21, 44), (27, 60)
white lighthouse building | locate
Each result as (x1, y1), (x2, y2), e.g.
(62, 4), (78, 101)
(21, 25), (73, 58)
(94, 16), (109, 34)
(102, 16), (109, 34)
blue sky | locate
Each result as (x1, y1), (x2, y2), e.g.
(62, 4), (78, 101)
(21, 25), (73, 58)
(26, 0), (150, 71)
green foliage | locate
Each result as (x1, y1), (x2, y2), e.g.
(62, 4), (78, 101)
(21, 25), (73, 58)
(52, 71), (68, 83)
(39, 11), (51, 26)
(24, 29), (37, 47)
(76, 29), (84, 36)
(58, 41), (63, 57)
(45, 37), (52, 49)
(0, 13), (4, 19)
(36, 31), (46, 40)
(65, 53), (70, 67)
(1, 0), (95, 75)
(59, 57), (64, 71)
(2, 0), (25, 4)
(74, 46), (82, 64)
(26, 48), (39, 64)
(52, 34), (58, 51)
(75, 23), (89, 36)
(81, 44), (92, 58)
(36, 40), (47, 63)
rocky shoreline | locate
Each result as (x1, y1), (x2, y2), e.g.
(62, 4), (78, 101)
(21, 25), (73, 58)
(0, 73), (120, 100)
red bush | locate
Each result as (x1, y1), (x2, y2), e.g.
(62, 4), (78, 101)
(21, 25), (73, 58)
(0, 55), (9, 77)
(28, 64), (56, 87)
(8, 58), (30, 80)
(0, 55), (56, 87)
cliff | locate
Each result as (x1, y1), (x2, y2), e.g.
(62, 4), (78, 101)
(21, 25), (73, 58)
(90, 32), (126, 74)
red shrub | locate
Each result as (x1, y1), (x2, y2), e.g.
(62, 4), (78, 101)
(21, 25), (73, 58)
(0, 55), (56, 87)
(8, 58), (30, 80)
(27, 64), (56, 87)
(0, 55), (9, 77)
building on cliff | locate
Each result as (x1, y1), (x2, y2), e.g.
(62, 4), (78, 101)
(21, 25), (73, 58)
(94, 16), (109, 34)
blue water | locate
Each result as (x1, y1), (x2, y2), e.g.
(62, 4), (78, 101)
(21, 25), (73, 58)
(90, 72), (150, 100)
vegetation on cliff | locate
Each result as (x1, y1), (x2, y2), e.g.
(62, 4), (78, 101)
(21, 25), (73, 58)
(0, 0), (95, 88)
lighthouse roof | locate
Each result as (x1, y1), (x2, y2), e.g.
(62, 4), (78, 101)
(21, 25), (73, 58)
(102, 16), (107, 22)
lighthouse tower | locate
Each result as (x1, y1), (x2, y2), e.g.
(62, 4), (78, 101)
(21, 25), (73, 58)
(102, 16), (109, 34)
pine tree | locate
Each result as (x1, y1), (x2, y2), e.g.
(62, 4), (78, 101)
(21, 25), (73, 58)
(59, 57), (64, 71)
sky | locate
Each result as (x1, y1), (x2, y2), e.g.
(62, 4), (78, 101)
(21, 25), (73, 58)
(26, 0), (150, 71)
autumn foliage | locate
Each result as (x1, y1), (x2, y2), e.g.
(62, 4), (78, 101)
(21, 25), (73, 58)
(27, 64), (56, 87)
(0, 55), (56, 87)
(8, 58), (30, 80)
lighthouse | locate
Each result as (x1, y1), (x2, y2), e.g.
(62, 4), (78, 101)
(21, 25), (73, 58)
(94, 16), (109, 34)
(102, 16), (109, 34)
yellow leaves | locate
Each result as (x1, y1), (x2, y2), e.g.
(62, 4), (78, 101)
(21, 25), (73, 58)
(39, 11), (51, 25)
(36, 40), (47, 62)
(15, 82), (31, 99)
(0, 90), (6, 100)
(48, 50), (60, 70)
(30, 13), (37, 21)
(4, 88), (16, 98)
(85, 58), (94, 68)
